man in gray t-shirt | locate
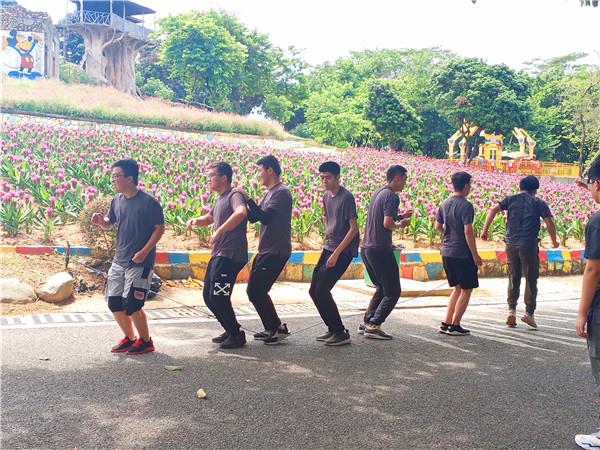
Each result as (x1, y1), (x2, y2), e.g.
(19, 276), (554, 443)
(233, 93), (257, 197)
(435, 171), (482, 337)
(360, 165), (412, 339)
(187, 162), (248, 349)
(309, 161), (359, 347)
(92, 159), (164, 355)
(574, 157), (600, 449)
(246, 155), (293, 344)
(481, 175), (560, 328)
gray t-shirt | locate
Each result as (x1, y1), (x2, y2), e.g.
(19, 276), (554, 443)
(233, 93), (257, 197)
(323, 186), (359, 257)
(362, 186), (400, 250)
(436, 195), (475, 259)
(499, 192), (552, 247)
(108, 190), (164, 269)
(210, 189), (248, 263)
(258, 182), (292, 258)
(585, 211), (600, 310)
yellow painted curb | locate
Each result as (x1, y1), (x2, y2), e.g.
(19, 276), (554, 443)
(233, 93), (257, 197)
(420, 252), (442, 263)
(303, 251), (321, 265)
(189, 252), (211, 264)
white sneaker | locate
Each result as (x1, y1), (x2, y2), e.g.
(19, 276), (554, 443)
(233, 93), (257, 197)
(575, 431), (600, 449)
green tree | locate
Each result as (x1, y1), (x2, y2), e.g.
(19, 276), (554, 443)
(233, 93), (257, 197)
(203, 10), (276, 114)
(366, 79), (422, 150)
(525, 54), (594, 162)
(304, 82), (373, 147)
(157, 12), (247, 110)
(563, 68), (600, 174)
(263, 46), (310, 129)
(60, 32), (84, 65)
(432, 57), (530, 160)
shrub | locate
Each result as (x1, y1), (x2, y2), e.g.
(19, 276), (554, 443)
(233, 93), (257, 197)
(78, 196), (116, 261)
(59, 61), (100, 85)
(141, 77), (175, 101)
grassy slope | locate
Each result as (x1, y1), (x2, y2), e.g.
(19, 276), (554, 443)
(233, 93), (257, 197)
(1, 77), (288, 139)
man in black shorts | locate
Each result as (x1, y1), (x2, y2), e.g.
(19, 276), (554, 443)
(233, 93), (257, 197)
(435, 171), (482, 336)
(310, 161), (359, 346)
(359, 165), (412, 339)
(481, 175), (559, 329)
(245, 155), (293, 345)
(187, 162), (248, 349)
(92, 159), (165, 355)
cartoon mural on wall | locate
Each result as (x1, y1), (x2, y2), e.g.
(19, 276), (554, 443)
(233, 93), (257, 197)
(1, 30), (44, 79)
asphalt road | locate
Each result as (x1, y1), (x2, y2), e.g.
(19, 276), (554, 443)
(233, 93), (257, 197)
(1, 298), (597, 449)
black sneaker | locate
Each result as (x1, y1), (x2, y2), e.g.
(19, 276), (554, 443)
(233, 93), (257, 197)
(316, 330), (334, 342)
(324, 329), (351, 346)
(126, 338), (155, 355)
(447, 324), (470, 336)
(212, 331), (229, 344)
(253, 330), (269, 341)
(219, 331), (246, 349)
(111, 336), (136, 353)
(364, 324), (393, 340)
(264, 324), (290, 345)
(439, 322), (450, 334)
(357, 323), (367, 335)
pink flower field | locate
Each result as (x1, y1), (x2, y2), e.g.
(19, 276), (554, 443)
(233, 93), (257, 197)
(0, 122), (594, 248)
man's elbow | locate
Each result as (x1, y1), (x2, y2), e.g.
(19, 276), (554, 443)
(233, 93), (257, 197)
(585, 260), (600, 277)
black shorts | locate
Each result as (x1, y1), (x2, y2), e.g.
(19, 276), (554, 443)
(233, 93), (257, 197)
(442, 255), (479, 290)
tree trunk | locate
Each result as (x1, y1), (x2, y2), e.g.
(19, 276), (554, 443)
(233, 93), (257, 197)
(579, 112), (587, 178)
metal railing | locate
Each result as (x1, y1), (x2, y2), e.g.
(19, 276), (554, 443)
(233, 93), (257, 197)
(59, 11), (152, 40)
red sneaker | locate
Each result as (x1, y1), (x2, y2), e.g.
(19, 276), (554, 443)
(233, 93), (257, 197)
(111, 336), (136, 353)
(506, 314), (517, 328)
(126, 338), (155, 355)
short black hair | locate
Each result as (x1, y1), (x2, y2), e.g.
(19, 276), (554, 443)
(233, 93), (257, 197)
(211, 161), (233, 184)
(256, 155), (281, 176)
(111, 159), (139, 185)
(519, 175), (540, 192)
(386, 165), (407, 181)
(451, 171), (472, 191)
(318, 161), (340, 176)
(587, 155), (600, 183)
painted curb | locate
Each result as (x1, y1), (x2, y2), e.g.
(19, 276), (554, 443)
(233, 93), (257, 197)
(1, 246), (587, 282)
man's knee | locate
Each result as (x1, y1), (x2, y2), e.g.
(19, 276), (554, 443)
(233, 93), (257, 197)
(308, 281), (321, 301)
(108, 296), (125, 312)
(246, 279), (265, 302)
(389, 287), (401, 301)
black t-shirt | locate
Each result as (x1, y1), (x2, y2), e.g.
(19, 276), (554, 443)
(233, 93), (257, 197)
(108, 190), (164, 268)
(585, 211), (600, 310)
(210, 189), (248, 263)
(362, 187), (399, 251)
(499, 192), (552, 247)
(436, 195), (475, 259)
(323, 187), (359, 257)
(258, 183), (292, 258)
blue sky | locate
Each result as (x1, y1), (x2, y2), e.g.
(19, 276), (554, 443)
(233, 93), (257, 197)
(21, 0), (600, 68)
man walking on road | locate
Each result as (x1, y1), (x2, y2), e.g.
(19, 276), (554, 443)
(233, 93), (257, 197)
(187, 162), (248, 349)
(246, 155), (293, 345)
(574, 157), (600, 449)
(310, 161), (359, 346)
(92, 159), (165, 355)
(481, 175), (559, 329)
(359, 165), (412, 340)
(436, 171), (482, 336)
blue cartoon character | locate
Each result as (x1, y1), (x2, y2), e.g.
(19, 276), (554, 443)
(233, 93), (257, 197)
(2, 30), (44, 79)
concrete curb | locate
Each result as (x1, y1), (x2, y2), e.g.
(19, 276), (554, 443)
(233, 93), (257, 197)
(1, 246), (587, 282)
